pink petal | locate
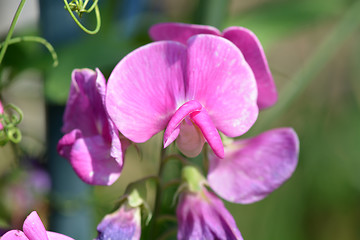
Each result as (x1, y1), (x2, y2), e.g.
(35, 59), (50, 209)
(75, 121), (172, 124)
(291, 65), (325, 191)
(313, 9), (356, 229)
(22, 211), (48, 240)
(149, 22), (221, 45)
(96, 205), (141, 240)
(1, 230), (28, 240)
(208, 128), (299, 204)
(176, 119), (205, 158)
(57, 129), (123, 186)
(177, 188), (243, 240)
(223, 27), (277, 109)
(61, 69), (100, 136)
(46, 232), (74, 240)
(106, 41), (187, 143)
(163, 100), (202, 148)
(185, 34), (259, 137)
(0, 100), (3, 130)
(190, 108), (224, 159)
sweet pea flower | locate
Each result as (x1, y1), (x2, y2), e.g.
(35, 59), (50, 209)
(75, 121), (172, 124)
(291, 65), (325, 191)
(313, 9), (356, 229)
(96, 188), (147, 240)
(96, 204), (141, 240)
(207, 128), (299, 204)
(106, 34), (258, 158)
(57, 68), (128, 186)
(1, 211), (74, 240)
(149, 22), (277, 109)
(177, 166), (243, 240)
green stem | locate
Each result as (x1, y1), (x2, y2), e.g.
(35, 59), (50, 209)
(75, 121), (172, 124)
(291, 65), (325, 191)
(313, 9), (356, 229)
(64, 0), (101, 34)
(0, 36), (58, 67)
(0, 0), (26, 65)
(254, 0), (360, 132)
(149, 147), (167, 238)
(162, 153), (192, 166)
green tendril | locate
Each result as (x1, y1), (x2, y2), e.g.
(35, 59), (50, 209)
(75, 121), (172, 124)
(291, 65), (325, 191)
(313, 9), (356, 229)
(0, 103), (24, 145)
(0, 0), (58, 67)
(4, 104), (23, 125)
(0, 0), (26, 65)
(0, 36), (58, 67)
(7, 127), (21, 143)
(64, 0), (101, 34)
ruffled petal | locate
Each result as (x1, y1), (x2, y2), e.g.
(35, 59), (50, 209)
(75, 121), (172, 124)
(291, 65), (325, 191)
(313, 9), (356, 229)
(57, 129), (123, 186)
(106, 41), (187, 143)
(223, 27), (277, 109)
(208, 128), (299, 204)
(149, 22), (221, 45)
(61, 69), (100, 136)
(1, 230), (28, 240)
(177, 188), (243, 240)
(22, 212), (48, 240)
(46, 232), (75, 240)
(185, 34), (259, 137)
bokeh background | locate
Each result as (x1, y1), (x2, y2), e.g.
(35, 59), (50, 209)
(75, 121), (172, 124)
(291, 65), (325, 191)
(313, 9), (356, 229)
(0, 0), (359, 239)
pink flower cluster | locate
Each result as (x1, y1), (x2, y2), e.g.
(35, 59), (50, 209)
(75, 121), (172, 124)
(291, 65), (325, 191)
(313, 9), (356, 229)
(2, 22), (299, 240)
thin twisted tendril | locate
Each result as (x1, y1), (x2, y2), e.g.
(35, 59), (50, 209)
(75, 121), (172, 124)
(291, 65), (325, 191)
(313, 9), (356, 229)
(64, 0), (101, 34)
(0, 104), (23, 145)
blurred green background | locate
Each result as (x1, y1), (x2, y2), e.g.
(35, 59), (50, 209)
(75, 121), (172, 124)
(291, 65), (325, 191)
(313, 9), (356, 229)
(0, 0), (359, 239)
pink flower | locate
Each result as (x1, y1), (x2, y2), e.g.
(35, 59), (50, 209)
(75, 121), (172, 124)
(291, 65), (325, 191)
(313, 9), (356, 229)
(207, 128), (299, 204)
(177, 187), (243, 240)
(0, 100), (3, 130)
(1, 211), (74, 240)
(106, 35), (259, 158)
(57, 68), (128, 186)
(96, 204), (141, 240)
(149, 22), (277, 109)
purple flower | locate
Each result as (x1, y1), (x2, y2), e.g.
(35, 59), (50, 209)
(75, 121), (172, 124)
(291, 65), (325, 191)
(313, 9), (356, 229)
(1, 211), (74, 240)
(106, 35), (259, 158)
(149, 22), (277, 109)
(208, 128), (299, 204)
(177, 187), (243, 240)
(96, 204), (141, 240)
(57, 68), (128, 186)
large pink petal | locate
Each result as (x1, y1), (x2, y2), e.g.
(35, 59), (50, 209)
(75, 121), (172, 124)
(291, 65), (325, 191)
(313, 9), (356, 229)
(185, 34), (259, 137)
(208, 128), (299, 204)
(22, 212), (48, 240)
(1, 230), (28, 240)
(57, 129), (123, 186)
(223, 27), (277, 109)
(149, 22), (221, 45)
(106, 41), (187, 143)
(46, 232), (74, 240)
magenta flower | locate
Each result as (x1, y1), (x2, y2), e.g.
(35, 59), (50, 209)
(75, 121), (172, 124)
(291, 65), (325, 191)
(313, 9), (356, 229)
(0, 100), (3, 130)
(1, 211), (74, 240)
(57, 68), (128, 186)
(96, 204), (141, 240)
(149, 22), (277, 109)
(106, 35), (258, 158)
(177, 187), (243, 240)
(207, 128), (299, 204)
